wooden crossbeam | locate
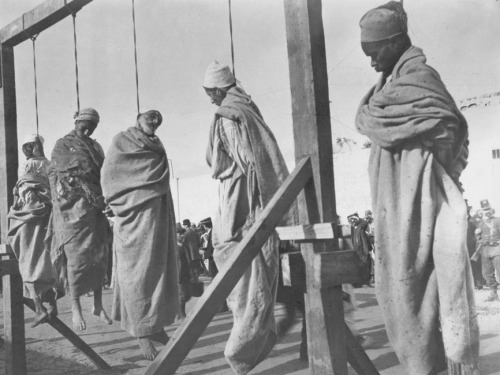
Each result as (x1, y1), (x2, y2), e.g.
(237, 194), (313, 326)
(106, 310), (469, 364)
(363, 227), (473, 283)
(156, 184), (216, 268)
(146, 157), (313, 375)
(0, 0), (94, 46)
(0, 259), (19, 277)
(276, 222), (352, 241)
(23, 299), (111, 370)
(281, 250), (364, 289)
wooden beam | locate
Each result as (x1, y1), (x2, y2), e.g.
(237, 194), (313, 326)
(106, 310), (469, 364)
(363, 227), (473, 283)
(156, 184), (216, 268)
(276, 222), (335, 241)
(0, 243), (12, 255)
(313, 250), (365, 288)
(23, 298), (111, 370)
(0, 0), (94, 47)
(0, 259), (20, 277)
(0, 45), (18, 238)
(2, 255), (26, 375)
(276, 223), (352, 241)
(345, 322), (380, 375)
(146, 157), (313, 375)
(284, 0), (350, 373)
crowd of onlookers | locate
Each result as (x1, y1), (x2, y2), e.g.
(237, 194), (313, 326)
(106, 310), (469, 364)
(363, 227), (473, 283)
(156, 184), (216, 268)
(467, 199), (500, 301)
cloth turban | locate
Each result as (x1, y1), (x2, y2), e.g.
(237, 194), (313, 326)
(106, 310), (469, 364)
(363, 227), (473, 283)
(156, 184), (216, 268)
(139, 110), (163, 127)
(360, 1), (407, 43)
(347, 213), (359, 221)
(200, 217), (212, 227)
(74, 108), (100, 124)
(203, 61), (235, 89)
(23, 134), (44, 146)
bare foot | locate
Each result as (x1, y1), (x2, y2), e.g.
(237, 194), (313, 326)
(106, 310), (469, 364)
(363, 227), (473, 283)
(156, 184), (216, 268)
(71, 307), (86, 331)
(31, 309), (50, 328)
(138, 337), (158, 361)
(93, 307), (112, 325)
(150, 329), (169, 345)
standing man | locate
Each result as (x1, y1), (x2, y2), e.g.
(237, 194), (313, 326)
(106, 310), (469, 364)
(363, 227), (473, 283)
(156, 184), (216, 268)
(7, 134), (61, 327)
(199, 217), (217, 278)
(102, 110), (179, 360)
(347, 212), (372, 287)
(476, 199), (500, 301)
(204, 61), (290, 374)
(49, 108), (112, 332)
(355, 2), (479, 374)
(182, 219), (204, 277)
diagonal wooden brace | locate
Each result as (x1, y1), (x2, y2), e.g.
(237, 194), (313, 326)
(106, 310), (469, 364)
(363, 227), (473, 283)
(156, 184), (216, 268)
(146, 157), (314, 375)
(23, 298), (111, 370)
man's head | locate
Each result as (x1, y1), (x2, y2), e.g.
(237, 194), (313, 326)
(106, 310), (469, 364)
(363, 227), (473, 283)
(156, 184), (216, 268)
(200, 217), (213, 230)
(364, 210), (373, 222)
(359, 1), (411, 75)
(480, 199), (495, 220)
(182, 219), (191, 229)
(136, 110), (163, 136)
(203, 61), (236, 106)
(22, 134), (45, 159)
(347, 213), (360, 227)
(74, 108), (100, 139)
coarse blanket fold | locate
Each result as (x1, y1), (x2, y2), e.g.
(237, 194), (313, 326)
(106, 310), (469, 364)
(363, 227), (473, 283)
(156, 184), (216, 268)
(207, 86), (290, 212)
(355, 46), (479, 374)
(102, 127), (179, 337)
(7, 172), (57, 300)
(49, 131), (109, 298)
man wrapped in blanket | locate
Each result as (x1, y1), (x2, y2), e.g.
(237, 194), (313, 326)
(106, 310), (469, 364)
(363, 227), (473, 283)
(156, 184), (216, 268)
(7, 134), (62, 327)
(102, 110), (179, 360)
(355, 2), (479, 374)
(49, 108), (112, 331)
(204, 61), (290, 374)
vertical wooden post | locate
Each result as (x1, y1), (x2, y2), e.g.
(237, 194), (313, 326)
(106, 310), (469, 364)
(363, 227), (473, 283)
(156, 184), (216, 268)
(283, 0), (348, 374)
(0, 44), (25, 375)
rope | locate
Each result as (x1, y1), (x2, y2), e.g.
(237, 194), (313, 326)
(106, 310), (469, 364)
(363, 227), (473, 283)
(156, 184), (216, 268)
(22, 14), (40, 137)
(71, 12), (80, 112)
(228, 0), (235, 77)
(31, 36), (40, 137)
(132, 0), (140, 113)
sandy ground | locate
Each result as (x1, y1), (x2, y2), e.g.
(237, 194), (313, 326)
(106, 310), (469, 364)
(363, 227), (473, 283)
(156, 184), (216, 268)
(0, 283), (499, 375)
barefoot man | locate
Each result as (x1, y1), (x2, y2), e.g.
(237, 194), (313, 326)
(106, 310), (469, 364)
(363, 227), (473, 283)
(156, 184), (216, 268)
(49, 108), (112, 331)
(102, 110), (179, 360)
(7, 134), (62, 327)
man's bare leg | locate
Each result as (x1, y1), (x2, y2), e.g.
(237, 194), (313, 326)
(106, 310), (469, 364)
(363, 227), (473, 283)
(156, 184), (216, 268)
(92, 287), (112, 325)
(138, 336), (158, 360)
(31, 296), (49, 327)
(71, 297), (86, 331)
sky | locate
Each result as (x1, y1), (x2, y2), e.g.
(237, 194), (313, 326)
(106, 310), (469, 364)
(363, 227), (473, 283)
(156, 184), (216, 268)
(2, 0), (500, 220)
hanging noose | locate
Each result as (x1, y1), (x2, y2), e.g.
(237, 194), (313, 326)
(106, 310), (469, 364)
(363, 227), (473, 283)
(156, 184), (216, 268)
(132, 0), (140, 114)
(23, 15), (40, 137)
(66, 7), (81, 113)
(228, 0), (236, 77)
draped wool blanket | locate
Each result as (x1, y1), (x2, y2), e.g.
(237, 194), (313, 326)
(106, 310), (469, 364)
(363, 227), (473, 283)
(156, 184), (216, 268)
(206, 87), (291, 374)
(7, 171), (58, 300)
(102, 127), (179, 337)
(49, 131), (109, 297)
(355, 46), (479, 374)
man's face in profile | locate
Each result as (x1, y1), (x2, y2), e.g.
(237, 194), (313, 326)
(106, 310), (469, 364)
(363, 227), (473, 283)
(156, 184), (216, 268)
(362, 39), (399, 75)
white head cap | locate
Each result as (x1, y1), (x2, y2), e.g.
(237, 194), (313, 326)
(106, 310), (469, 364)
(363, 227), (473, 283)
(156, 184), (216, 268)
(203, 61), (235, 89)
(23, 134), (44, 146)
